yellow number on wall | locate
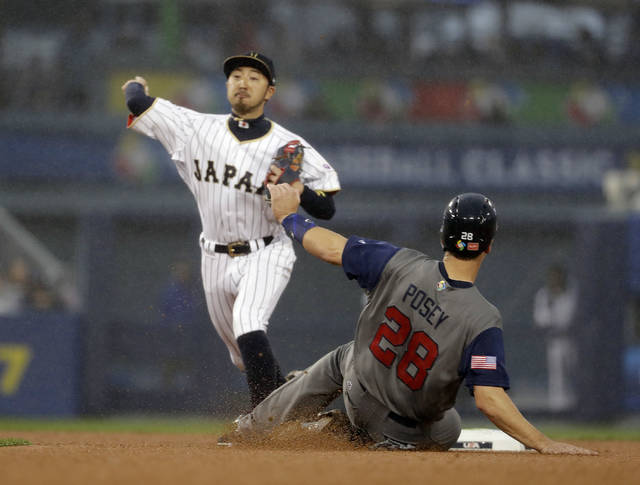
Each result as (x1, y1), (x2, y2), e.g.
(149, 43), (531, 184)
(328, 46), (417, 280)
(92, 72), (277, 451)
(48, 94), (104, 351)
(0, 345), (33, 395)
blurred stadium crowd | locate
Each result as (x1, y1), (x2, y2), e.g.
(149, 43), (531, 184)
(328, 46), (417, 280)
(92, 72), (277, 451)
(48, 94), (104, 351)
(2, 0), (640, 126)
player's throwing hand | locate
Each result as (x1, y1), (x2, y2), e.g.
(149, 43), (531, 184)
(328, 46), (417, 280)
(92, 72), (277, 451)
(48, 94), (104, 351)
(121, 76), (149, 95)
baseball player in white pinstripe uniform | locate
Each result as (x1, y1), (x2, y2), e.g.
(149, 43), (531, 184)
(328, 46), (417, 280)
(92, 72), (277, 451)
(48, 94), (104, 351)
(122, 52), (340, 409)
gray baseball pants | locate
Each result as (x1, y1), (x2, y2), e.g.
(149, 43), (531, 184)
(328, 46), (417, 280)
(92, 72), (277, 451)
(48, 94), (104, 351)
(242, 340), (461, 449)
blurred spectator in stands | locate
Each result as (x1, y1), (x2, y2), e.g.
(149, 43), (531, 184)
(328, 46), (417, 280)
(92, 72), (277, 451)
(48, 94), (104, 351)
(305, 3), (359, 59)
(566, 82), (612, 126)
(4, 0), (640, 119)
(1, 27), (63, 111)
(26, 278), (64, 313)
(603, 150), (640, 211)
(369, 8), (404, 60)
(468, 1), (504, 63)
(0, 51), (8, 109)
(357, 81), (407, 123)
(410, 10), (446, 62)
(14, 57), (54, 111)
(159, 259), (198, 327)
(0, 257), (30, 316)
(533, 263), (579, 412)
(575, 26), (605, 67)
(470, 80), (511, 124)
(269, 80), (309, 120)
(184, 26), (223, 76)
(58, 17), (100, 112)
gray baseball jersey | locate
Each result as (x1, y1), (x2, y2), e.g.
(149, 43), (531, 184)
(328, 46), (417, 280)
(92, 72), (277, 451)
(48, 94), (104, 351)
(242, 235), (510, 448)
(343, 237), (510, 423)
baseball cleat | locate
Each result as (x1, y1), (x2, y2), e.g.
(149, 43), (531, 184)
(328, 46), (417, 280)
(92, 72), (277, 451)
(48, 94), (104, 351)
(216, 414), (253, 447)
(300, 410), (371, 445)
(300, 409), (348, 433)
(300, 414), (336, 432)
(216, 435), (234, 447)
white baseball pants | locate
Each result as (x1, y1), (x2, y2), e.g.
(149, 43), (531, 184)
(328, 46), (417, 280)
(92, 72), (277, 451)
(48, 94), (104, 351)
(200, 236), (296, 370)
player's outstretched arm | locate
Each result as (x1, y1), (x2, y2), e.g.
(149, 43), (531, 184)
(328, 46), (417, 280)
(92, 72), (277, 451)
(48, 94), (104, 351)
(269, 183), (346, 265)
(473, 386), (598, 455)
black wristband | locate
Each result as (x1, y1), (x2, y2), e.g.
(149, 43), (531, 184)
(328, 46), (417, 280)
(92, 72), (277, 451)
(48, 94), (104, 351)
(125, 82), (155, 116)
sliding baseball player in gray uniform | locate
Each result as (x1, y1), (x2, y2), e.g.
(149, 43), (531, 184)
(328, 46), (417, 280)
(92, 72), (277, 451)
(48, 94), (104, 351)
(121, 52), (340, 409)
(223, 186), (596, 455)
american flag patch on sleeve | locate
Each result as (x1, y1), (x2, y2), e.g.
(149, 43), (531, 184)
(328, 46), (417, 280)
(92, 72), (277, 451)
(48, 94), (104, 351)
(471, 355), (497, 370)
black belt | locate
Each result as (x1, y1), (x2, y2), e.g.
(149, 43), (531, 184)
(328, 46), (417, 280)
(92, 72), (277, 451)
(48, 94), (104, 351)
(213, 236), (273, 257)
(388, 411), (419, 428)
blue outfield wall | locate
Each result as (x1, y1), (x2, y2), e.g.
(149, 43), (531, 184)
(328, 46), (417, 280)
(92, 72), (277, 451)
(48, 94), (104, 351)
(626, 346), (640, 411)
(0, 130), (632, 192)
(0, 132), (116, 182)
(0, 314), (83, 416)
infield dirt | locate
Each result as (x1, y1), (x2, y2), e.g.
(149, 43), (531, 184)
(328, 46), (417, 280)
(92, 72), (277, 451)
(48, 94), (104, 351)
(0, 430), (637, 485)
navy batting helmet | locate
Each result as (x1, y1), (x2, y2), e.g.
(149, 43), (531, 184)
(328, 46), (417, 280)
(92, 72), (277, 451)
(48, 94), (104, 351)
(440, 193), (497, 259)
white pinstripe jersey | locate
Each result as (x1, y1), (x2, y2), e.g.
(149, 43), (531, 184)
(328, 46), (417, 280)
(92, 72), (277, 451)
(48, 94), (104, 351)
(128, 98), (341, 243)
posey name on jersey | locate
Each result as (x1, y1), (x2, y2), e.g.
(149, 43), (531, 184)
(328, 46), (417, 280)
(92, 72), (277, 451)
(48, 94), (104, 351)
(402, 283), (449, 329)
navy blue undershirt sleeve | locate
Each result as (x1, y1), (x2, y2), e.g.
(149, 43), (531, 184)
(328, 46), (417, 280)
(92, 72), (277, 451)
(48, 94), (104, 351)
(125, 82), (155, 116)
(342, 236), (400, 291)
(300, 186), (335, 220)
(459, 327), (510, 393)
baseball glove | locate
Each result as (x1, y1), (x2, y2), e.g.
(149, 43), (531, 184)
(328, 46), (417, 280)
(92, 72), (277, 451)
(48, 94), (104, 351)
(264, 140), (305, 204)
(271, 140), (305, 183)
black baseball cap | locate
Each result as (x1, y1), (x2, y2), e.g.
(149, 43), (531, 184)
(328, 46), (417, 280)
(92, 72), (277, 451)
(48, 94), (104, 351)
(223, 52), (276, 85)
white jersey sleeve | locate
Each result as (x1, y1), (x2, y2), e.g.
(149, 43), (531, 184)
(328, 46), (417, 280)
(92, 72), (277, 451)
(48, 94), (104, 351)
(270, 122), (341, 193)
(127, 98), (201, 185)
(298, 142), (341, 193)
